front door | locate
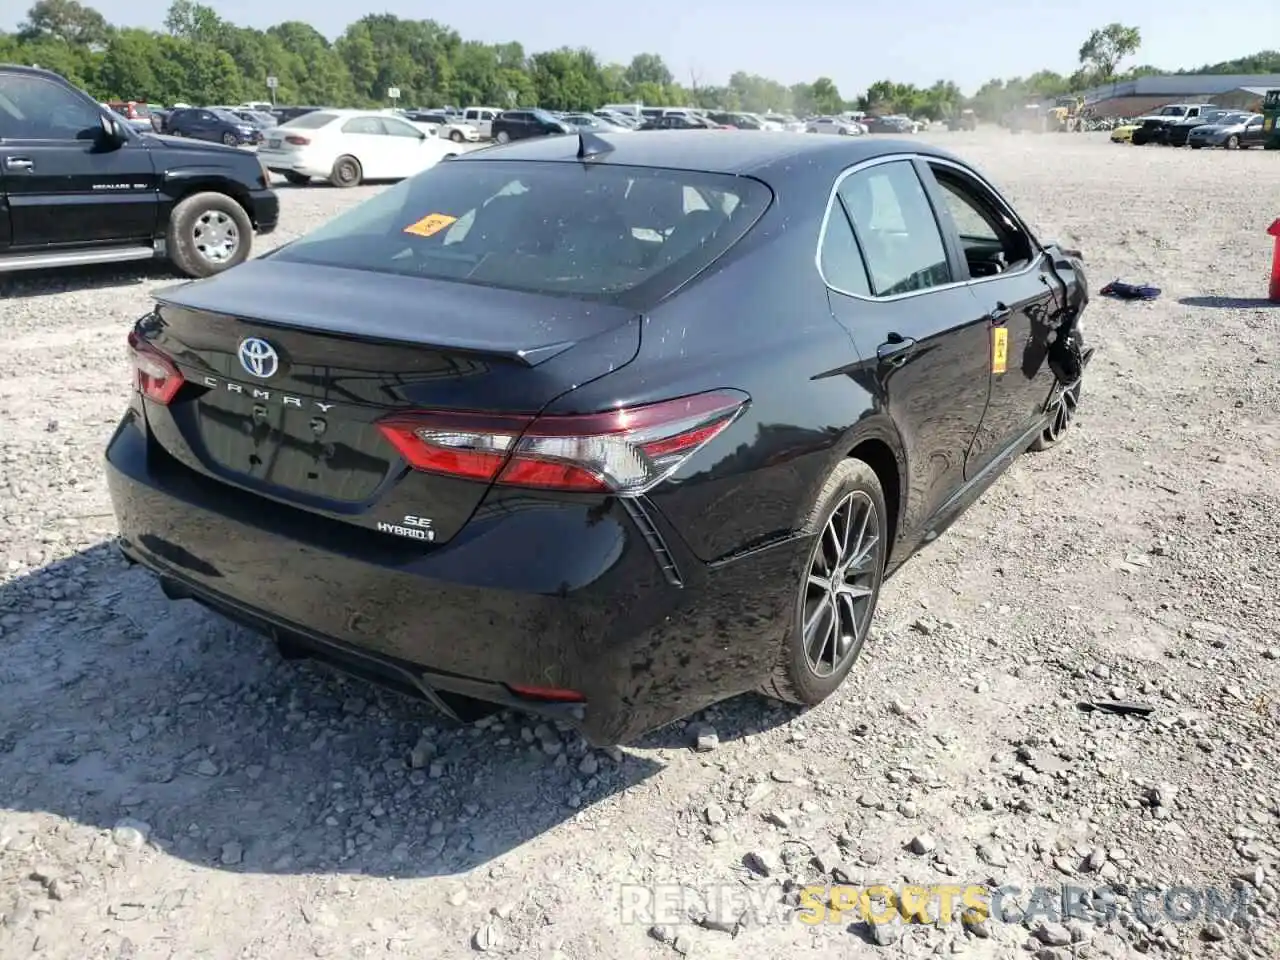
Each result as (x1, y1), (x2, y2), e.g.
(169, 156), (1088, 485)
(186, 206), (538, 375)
(1242, 116), (1267, 147)
(377, 116), (431, 177)
(0, 71), (158, 247)
(822, 156), (993, 536)
(919, 158), (1059, 476)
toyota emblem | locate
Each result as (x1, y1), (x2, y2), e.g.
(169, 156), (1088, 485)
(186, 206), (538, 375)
(238, 337), (279, 379)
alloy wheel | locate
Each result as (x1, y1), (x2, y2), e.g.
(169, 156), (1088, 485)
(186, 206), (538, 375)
(335, 160), (358, 185)
(802, 491), (881, 678)
(192, 209), (239, 264)
(1041, 377), (1082, 444)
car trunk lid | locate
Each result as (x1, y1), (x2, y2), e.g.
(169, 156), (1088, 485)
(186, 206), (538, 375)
(140, 259), (640, 544)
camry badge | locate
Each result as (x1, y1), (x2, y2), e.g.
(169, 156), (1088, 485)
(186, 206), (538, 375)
(238, 337), (279, 379)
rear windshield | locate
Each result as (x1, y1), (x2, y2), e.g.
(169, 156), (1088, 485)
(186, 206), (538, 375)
(282, 111), (337, 129)
(270, 159), (773, 304)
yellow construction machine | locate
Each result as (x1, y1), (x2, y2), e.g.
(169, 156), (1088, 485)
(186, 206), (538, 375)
(1048, 96), (1085, 132)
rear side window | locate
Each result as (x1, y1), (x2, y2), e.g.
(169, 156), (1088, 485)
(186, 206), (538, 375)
(283, 111), (338, 129)
(272, 160), (773, 305)
(819, 202), (872, 296)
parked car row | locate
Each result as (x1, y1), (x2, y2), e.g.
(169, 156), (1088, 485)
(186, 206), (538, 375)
(1109, 104), (1270, 149)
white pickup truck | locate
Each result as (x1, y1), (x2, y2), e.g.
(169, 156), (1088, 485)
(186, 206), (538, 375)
(461, 107), (501, 139)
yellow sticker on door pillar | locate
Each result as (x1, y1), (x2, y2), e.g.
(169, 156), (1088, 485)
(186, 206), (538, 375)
(992, 327), (1008, 375)
(402, 213), (457, 237)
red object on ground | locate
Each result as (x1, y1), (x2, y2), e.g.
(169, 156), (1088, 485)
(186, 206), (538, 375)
(1268, 219), (1280, 302)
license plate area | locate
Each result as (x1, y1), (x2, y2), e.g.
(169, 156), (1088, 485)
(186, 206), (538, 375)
(267, 138), (281, 148)
(193, 391), (391, 502)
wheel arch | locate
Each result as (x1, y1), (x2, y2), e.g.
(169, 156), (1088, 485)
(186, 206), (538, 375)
(840, 417), (910, 565)
(161, 172), (254, 225)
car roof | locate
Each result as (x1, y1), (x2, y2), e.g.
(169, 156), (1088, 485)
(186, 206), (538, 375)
(454, 130), (967, 183)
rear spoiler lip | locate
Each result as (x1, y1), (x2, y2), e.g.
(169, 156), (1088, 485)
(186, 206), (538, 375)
(148, 272), (610, 368)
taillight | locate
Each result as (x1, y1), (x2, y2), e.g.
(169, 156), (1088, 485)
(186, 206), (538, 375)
(376, 390), (748, 495)
(507, 684), (586, 703)
(284, 135), (310, 145)
(127, 330), (184, 405)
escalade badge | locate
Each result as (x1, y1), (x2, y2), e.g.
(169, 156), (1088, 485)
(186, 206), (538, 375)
(238, 337), (279, 379)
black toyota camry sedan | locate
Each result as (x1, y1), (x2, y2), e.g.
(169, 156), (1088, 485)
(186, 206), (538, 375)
(106, 131), (1092, 745)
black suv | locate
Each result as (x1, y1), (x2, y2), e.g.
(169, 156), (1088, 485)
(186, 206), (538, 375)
(0, 65), (279, 278)
(491, 109), (572, 143)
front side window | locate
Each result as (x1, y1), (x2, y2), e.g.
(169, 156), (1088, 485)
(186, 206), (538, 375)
(0, 75), (102, 140)
(270, 159), (773, 307)
(838, 161), (951, 297)
(929, 163), (1034, 277)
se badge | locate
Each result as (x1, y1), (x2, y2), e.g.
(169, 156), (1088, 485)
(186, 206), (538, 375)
(992, 327), (1008, 375)
(403, 213), (457, 237)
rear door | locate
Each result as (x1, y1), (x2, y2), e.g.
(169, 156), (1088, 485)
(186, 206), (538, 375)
(822, 156), (992, 528)
(0, 71), (158, 247)
(0, 163), (11, 251)
(337, 116), (388, 177)
(504, 112), (531, 139)
(918, 157), (1058, 475)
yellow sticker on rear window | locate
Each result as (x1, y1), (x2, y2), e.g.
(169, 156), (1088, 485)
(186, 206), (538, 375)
(403, 213), (457, 237)
(992, 327), (1009, 375)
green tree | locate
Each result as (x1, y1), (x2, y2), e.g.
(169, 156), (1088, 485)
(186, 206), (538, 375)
(18, 0), (108, 46)
(1078, 23), (1142, 81)
(808, 76), (843, 114)
(624, 53), (672, 89)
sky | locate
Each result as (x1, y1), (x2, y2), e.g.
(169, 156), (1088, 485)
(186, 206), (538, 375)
(11, 0), (1280, 95)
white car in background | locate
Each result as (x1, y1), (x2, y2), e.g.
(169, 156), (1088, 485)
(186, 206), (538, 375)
(805, 116), (865, 136)
(763, 113), (807, 133)
(258, 109), (459, 187)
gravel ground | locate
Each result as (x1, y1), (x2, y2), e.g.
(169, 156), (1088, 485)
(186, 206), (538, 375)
(1, 131), (1278, 960)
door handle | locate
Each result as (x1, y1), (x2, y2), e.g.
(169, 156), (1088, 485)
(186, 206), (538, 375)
(988, 302), (1011, 325)
(4, 157), (33, 170)
(876, 334), (917, 369)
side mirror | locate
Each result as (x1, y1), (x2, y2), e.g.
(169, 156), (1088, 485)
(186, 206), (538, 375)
(99, 113), (126, 144)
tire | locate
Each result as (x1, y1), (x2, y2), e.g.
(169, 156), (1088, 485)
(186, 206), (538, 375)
(449, 129), (464, 143)
(1190, 145), (1202, 150)
(329, 155), (362, 187)
(282, 171), (310, 186)
(759, 459), (889, 707)
(495, 130), (510, 144)
(1226, 135), (1240, 150)
(166, 191), (253, 279)
(1029, 375), (1083, 452)
(221, 132), (238, 147)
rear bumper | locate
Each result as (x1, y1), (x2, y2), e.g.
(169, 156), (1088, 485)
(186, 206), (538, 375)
(259, 151), (336, 180)
(104, 413), (803, 744)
